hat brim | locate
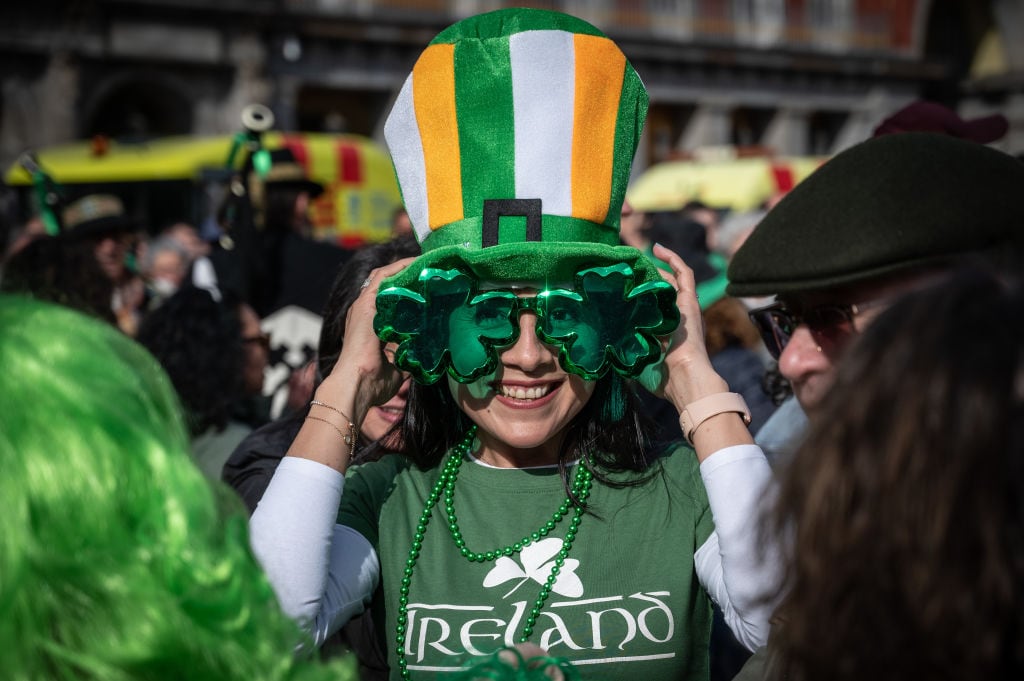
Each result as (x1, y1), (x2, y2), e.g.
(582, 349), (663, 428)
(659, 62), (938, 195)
(64, 215), (139, 239)
(381, 242), (665, 293)
(725, 132), (1024, 297)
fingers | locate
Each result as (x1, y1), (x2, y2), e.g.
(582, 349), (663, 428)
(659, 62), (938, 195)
(346, 256), (417, 330)
(652, 242), (698, 294)
(358, 256), (418, 297)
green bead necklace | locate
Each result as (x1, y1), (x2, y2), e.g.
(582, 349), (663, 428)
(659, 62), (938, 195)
(394, 425), (593, 680)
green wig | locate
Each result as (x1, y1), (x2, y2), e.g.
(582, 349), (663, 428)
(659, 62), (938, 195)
(0, 295), (355, 681)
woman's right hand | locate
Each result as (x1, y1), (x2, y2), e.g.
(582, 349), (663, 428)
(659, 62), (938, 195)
(320, 257), (417, 426)
(289, 257), (416, 472)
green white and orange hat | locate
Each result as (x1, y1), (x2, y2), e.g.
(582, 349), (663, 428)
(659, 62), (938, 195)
(375, 8), (679, 385)
(381, 7), (658, 290)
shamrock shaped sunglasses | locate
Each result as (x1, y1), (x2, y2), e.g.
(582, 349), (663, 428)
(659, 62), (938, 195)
(373, 262), (680, 385)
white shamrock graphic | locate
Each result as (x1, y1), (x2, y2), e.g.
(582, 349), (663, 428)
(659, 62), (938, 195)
(482, 537), (583, 599)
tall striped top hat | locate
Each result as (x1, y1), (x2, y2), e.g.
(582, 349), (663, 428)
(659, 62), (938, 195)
(382, 8), (653, 291)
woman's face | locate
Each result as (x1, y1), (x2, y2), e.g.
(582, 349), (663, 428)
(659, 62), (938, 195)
(238, 304), (269, 395)
(361, 344), (409, 451)
(448, 293), (596, 467)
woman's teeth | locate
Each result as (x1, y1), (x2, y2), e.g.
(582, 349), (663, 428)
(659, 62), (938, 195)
(498, 384), (551, 400)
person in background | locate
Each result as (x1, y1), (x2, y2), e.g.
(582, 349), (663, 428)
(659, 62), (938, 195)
(223, 235), (420, 517)
(163, 220), (213, 261)
(59, 194), (147, 335)
(0, 232), (115, 325)
(223, 236), (419, 680)
(680, 199), (726, 250)
(137, 286), (268, 481)
(2, 215), (47, 262)
(762, 267), (1023, 681)
(160, 220), (222, 295)
(713, 208), (765, 261)
(138, 235), (191, 306)
(638, 214), (775, 449)
(632, 211), (775, 681)
(247, 148), (351, 318)
(391, 206), (413, 239)
(0, 294), (357, 681)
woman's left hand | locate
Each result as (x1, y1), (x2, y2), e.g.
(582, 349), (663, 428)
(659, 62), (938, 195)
(646, 243), (731, 412)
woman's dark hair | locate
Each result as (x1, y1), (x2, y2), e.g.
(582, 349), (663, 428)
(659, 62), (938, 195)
(136, 285), (246, 437)
(1, 235), (115, 325)
(245, 235), (419, 463)
(317, 235), (421, 381)
(768, 267), (1024, 681)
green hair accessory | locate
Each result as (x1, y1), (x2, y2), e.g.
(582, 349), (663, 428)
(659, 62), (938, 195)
(374, 262), (679, 384)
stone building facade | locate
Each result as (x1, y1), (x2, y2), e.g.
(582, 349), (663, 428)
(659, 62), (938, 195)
(1, 0), (1021, 176)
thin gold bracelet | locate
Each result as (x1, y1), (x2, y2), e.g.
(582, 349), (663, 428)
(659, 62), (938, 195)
(310, 399), (352, 422)
(307, 400), (358, 457)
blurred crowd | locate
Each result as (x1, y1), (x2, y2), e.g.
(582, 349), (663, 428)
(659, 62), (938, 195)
(0, 40), (1022, 679)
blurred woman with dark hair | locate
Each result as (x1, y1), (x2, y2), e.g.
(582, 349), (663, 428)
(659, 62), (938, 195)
(222, 235), (420, 680)
(137, 285), (268, 481)
(765, 267), (1024, 681)
(223, 235), (421, 515)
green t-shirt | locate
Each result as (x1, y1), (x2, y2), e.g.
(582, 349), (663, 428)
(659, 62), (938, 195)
(339, 446), (714, 680)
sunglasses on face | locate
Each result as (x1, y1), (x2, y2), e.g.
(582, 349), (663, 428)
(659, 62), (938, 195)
(748, 298), (887, 360)
(374, 263), (680, 384)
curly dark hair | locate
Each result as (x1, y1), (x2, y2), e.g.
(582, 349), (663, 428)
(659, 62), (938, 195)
(136, 286), (246, 437)
(317, 235), (421, 381)
(1, 235), (115, 325)
(767, 267), (1024, 681)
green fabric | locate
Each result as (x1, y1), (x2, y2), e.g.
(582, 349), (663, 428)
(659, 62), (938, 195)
(608, 67), (649, 230)
(339, 446), (714, 680)
(454, 35), (515, 219)
(727, 132), (1024, 297)
(381, 241), (664, 293)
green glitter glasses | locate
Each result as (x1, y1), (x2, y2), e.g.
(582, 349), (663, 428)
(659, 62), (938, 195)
(373, 262), (680, 384)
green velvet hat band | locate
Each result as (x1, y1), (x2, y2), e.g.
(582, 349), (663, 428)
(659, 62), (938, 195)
(379, 209), (666, 292)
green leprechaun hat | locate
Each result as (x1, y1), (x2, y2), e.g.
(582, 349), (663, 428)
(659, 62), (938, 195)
(376, 8), (681, 385)
(380, 7), (657, 290)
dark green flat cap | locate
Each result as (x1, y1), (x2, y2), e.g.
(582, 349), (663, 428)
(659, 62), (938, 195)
(727, 132), (1024, 297)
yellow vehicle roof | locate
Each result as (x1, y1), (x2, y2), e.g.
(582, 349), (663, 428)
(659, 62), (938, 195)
(3, 132), (394, 187)
(5, 132), (404, 246)
(626, 155), (827, 213)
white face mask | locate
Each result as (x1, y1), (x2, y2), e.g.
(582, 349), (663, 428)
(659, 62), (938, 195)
(150, 278), (178, 298)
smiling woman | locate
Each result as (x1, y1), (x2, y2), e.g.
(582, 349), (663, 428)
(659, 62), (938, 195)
(249, 8), (776, 681)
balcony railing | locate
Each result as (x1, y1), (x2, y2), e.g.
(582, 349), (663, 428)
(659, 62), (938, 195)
(282, 0), (922, 56)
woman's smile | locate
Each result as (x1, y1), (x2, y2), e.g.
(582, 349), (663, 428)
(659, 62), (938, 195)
(450, 307), (595, 467)
(492, 379), (563, 404)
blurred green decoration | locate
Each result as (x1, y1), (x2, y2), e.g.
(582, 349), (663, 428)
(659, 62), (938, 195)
(20, 153), (62, 236)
